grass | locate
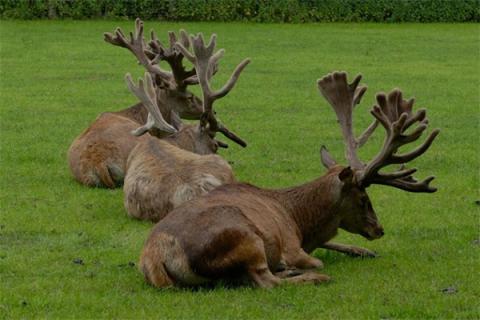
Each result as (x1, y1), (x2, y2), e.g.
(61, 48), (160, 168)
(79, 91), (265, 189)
(0, 20), (479, 319)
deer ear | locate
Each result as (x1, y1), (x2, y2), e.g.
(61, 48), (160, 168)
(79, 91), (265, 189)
(338, 166), (354, 183)
(320, 145), (337, 169)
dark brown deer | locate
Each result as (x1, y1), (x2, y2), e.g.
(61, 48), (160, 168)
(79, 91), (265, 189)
(139, 71), (440, 288)
(68, 19), (204, 188)
(124, 33), (250, 222)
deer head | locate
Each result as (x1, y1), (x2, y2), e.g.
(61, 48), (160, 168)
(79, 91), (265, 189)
(317, 71), (439, 240)
(334, 166), (384, 240)
(104, 18), (203, 120)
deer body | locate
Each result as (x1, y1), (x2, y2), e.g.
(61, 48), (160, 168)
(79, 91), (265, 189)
(139, 70), (439, 288)
(67, 99), (196, 188)
(124, 129), (234, 222)
(68, 104), (148, 188)
(122, 31), (250, 221)
(68, 20), (206, 188)
(140, 166), (381, 288)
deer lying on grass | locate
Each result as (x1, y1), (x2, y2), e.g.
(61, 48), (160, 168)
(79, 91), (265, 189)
(68, 19), (204, 188)
(139, 71), (440, 288)
(123, 33), (250, 222)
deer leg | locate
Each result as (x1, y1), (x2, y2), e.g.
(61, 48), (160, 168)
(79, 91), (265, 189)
(240, 235), (282, 289)
(274, 268), (305, 278)
(246, 248), (281, 288)
(278, 270), (330, 285)
(290, 250), (324, 269)
(249, 266), (282, 289)
(321, 242), (377, 258)
(274, 266), (328, 278)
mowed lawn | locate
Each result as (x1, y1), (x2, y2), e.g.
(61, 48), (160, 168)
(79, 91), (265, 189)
(0, 20), (478, 319)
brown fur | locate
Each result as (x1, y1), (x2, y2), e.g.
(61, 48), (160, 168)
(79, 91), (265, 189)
(123, 130), (234, 222)
(139, 166), (383, 288)
(68, 110), (148, 188)
(68, 87), (203, 188)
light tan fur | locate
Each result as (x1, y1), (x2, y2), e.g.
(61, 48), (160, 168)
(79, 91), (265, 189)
(124, 136), (234, 222)
(68, 111), (149, 188)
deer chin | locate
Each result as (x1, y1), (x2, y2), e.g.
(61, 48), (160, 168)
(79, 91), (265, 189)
(360, 230), (383, 241)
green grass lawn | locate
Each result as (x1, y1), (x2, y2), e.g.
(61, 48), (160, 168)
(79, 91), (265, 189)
(0, 20), (479, 319)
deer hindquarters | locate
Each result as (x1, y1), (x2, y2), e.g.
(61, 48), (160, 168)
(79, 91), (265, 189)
(139, 232), (209, 288)
(140, 225), (280, 288)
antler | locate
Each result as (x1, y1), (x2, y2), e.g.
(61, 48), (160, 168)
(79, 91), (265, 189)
(104, 18), (173, 83)
(148, 29), (204, 89)
(317, 72), (368, 169)
(176, 33), (250, 147)
(125, 72), (177, 136)
(318, 71), (439, 193)
(356, 90), (440, 192)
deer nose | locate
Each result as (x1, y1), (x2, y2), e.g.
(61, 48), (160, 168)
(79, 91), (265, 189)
(376, 228), (384, 237)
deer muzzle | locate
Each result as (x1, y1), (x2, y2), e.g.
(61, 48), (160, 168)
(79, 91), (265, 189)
(361, 224), (384, 241)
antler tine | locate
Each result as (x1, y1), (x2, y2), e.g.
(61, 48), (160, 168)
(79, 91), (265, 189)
(104, 18), (172, 81)
(357, 89), (440, 193)
(217, 125), (247, 148)
(147, 29), (199, 89)
(125, 72), (177, 137)
(370, 175), (437, 193)
(317, 72), (367, 169)
(178, 29), (191, 49)
(356, 120), (379, 147)
(175, 32), (250, 147)
(357, 89), (419, 148)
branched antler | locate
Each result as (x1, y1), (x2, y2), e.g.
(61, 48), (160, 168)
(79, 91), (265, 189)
(356, 90), (440, 192)
(148, 29), (204, 89)
(318, 71), (439, 193)
(176, 33), (250, 147)
(125, 72), (177, 136)
(104, 18), (173, 83)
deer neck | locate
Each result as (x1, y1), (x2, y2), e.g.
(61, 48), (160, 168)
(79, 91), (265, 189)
(114, 102), (149, 124)
(275, 168), (345, 252)
(163, 126), (197, 152)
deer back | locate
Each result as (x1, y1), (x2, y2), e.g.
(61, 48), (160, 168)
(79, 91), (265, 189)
(68, 112), (150, 188)
(124, 134), (234, 222)
(67, 95), (185, 189)
(112, 102), (149, 125)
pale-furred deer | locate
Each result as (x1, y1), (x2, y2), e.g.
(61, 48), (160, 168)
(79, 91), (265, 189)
(139, 71), (440, 288)
(68, 19), (204, 188)
(123, 33), (250, 222)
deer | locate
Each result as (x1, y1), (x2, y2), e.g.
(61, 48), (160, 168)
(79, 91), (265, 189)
(138, 71), (440, 288)
(68, 19), (206, 188)
(123, 33), (250, 222)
